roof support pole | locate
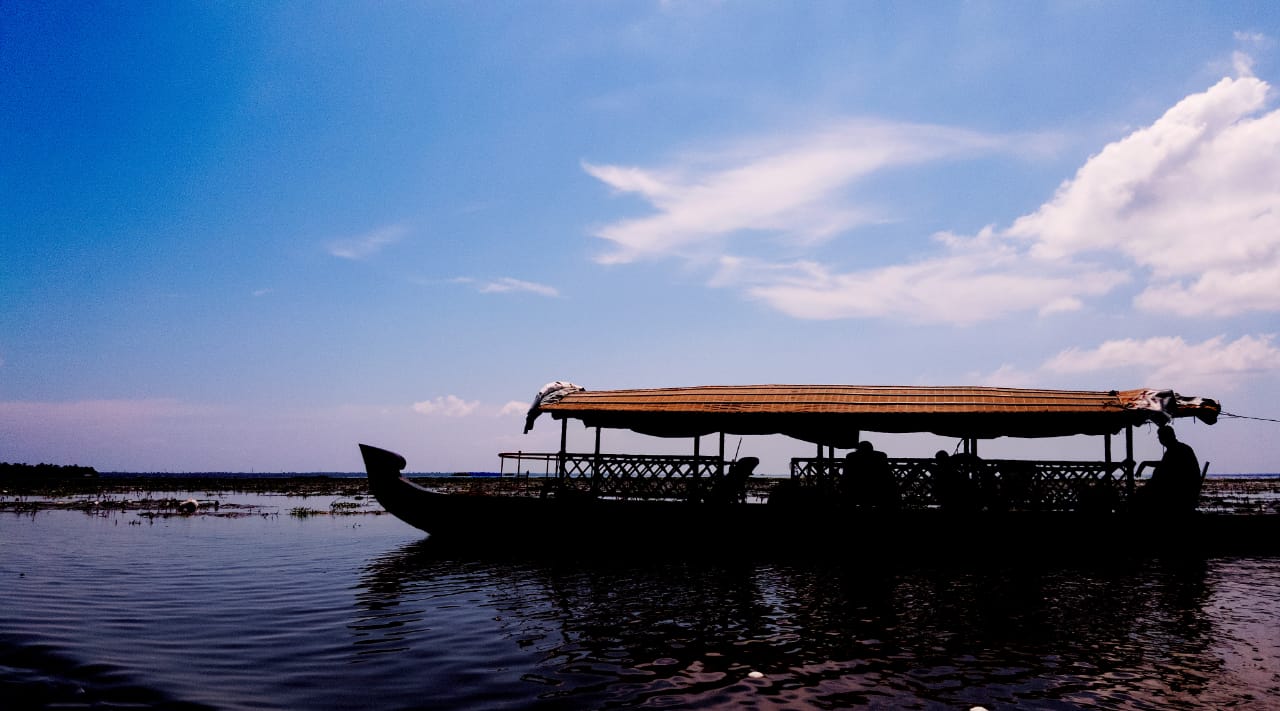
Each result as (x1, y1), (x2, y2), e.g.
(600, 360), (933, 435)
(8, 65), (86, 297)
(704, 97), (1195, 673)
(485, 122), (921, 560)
(718, 432), (725, 476)
(592, 427), (601, 492)
(693, 435), (701, 477)
(558, 418), (568, 479)
(1104, 433), (1113, 466)
(1124, 424), (1135, 497)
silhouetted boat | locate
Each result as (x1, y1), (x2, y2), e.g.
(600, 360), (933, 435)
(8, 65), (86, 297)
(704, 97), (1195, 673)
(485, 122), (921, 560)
(361, 383), (1278, 555)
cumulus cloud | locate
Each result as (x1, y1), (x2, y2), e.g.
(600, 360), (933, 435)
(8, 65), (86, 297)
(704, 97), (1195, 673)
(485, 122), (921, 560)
(497, 401), (528, 417)
(585, 63), (1280, 325)
(1008, 75), (1280, 318)
(412, 397), (532, 418)
(327, 224), (407, 260)
(585, 119), (1004, 265)
(411, 395), (480, 417)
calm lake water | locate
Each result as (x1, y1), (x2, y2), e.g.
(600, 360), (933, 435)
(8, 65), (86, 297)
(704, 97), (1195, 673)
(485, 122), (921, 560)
(2, 497), (1279, 709)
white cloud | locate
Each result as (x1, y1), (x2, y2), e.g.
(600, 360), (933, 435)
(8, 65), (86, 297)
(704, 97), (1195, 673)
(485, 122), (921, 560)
(327, 224), (407, 260)
(411, 395), (481, 417)
(412, 397), (531, 420)
(1042, 334), (1280, 391)
(972, 364), (1040, 388)
(1007, 75), (1280, 318)
(585, 119), (1004, 265)
(716, 229), (1127, 324)
(1233, 31), (1269, 46)
(446, 276), (559, 297)
(497, 401), (528, 417)
(476, 277), (560, 297)
(586, 63), (1280, 326)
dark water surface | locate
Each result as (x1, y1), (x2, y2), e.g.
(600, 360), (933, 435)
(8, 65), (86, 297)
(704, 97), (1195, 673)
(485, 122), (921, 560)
(2, 503), (1278, 709)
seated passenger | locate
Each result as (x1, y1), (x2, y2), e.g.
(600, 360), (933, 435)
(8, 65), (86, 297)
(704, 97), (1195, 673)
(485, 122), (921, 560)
(727, 456), (758, 503)
(843, 441), (898, 511)
(1136, 425), (1202, 514)
(707, 456), (758, 504)
(931, 450), (975, 512)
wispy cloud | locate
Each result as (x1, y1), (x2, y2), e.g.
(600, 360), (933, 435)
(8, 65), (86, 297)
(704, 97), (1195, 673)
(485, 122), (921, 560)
(1233, 30), (1270, 46)
(326, 224), (407, 260)
(476, 277), (560, 297)
(585, 119), (1005, 266)
(978, 334), (1280, 393)
(451, 276), (560, 297)
(586, 63), (1280, 326)
(714, 228), (1128, 325)
(411, 395), (481, 418)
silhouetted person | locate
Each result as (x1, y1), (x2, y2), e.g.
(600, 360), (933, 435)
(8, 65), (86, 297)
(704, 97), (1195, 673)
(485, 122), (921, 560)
(1138, 425), (1201, 514)
(931, 450), (975, 512)
(710, 456), (757, 504)
(843, 441), (898, 511)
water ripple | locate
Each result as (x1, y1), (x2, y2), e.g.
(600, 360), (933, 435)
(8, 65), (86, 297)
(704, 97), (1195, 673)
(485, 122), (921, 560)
(3, 507), (1279, 708)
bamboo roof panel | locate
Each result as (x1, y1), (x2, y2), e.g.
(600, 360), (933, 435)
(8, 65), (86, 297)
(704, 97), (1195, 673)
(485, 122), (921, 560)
(529, 384), (1218, 445)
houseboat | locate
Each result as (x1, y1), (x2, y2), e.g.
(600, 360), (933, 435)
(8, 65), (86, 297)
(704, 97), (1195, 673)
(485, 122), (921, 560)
(361, 382), (1276, 555)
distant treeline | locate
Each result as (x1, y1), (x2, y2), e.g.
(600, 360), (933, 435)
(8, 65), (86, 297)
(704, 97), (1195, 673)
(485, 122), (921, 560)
(0, 462), (98, 479)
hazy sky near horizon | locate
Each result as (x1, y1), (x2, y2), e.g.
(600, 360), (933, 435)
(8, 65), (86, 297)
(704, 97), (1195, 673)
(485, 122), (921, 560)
(3, 2), (1279, 473)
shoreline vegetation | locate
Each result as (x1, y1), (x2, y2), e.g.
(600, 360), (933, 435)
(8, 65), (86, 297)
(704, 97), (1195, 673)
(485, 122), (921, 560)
(0, 461), (99, 479)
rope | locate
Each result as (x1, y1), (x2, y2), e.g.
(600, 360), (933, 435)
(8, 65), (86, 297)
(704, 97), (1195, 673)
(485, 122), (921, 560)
(1220, 411), (1280, 424)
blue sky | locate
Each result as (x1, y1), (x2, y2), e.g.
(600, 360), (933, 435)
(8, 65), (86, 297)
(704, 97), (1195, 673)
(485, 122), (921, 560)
(3, 2), (1279, 473)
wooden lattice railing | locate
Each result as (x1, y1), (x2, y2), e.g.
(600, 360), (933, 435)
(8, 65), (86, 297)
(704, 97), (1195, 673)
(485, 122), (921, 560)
(495, 451), (1129, 510)
(499, 452), (726, 500)
(791, 457), (1129, 511)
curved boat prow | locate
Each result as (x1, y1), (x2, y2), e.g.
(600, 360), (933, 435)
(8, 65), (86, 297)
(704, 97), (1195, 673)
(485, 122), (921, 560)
(359, 443), (407, 481)
(360, 443), (453, 536)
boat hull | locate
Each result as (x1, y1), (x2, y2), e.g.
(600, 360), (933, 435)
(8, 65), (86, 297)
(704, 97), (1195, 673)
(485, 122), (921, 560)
(360, 445), (1279, 556)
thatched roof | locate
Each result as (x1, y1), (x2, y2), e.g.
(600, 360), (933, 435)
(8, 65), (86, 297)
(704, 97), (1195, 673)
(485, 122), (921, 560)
(527, 384), (1219, 447)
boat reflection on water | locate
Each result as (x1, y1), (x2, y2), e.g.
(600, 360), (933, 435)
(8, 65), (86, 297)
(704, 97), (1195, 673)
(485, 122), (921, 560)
(353, 540), (1271, 709)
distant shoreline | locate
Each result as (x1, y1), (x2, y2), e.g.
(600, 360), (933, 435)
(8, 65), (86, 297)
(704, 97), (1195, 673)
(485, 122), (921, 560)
(83, 470), (1280, 480)
(4, 472), (1277, 496)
